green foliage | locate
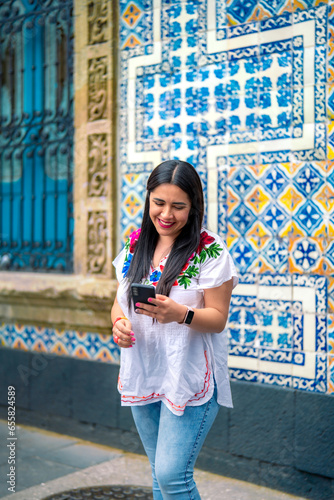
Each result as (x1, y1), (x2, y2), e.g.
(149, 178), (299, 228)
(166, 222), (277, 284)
(205, 243), (223, 259)
(178, 275), (192, 289)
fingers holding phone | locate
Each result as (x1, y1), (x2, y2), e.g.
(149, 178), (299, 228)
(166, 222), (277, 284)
(131, 283), (157, 316)
(113, 317), (136, 348)
(131, 284), (156, 308)
(130, 284), (185, 324)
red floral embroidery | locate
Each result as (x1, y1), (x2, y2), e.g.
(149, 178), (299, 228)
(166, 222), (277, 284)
(125, 228), (222, 290)
(182, 262), (189, 272)
(188, 252), (195, 262)
(129, 228), (141, 253)
(197, 231), (215, 255)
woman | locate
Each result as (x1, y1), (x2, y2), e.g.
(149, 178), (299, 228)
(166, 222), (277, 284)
(111, 160), (238, 499)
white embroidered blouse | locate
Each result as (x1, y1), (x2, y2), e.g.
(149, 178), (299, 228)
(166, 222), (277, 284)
(113, 227), (238, 416)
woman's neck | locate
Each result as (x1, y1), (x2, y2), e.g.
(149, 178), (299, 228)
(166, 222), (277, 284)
(156, 235), (175, 248)
(152, 237), (175, 268)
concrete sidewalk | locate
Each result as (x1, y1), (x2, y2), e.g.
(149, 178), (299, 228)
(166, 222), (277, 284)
(0, 420), (307, 500)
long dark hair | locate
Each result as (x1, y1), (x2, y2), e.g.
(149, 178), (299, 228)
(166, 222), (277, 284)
(126, 160), (204, 305)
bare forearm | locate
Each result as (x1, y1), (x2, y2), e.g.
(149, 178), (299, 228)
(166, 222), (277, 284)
(181, 306), (228, 333)
(137, 280), (233, 333)
(111, 297), (126, 325)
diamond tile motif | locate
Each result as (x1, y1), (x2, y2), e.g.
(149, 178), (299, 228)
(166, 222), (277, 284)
(258, 0), (293, 19)
(247, 222), (271, 248)
(289, 237), (322, 272)
(328, 278), (334, 314)
(124, 193), (143, 217)
(229, 239), (257, 272)
(121, 172), (148, 239)
(329, 355), (334, 393)
(230, 203), (257, 234)
(120, 0), (153, 51)
(122, 2), (142, 28)
(295, 201), (323, 235)
(328, 4), (334, 82)
(245, 186), (271, 214)
(262, 238), (289, 271)
(279, 186), (304, 212)
(328, 314), (334, 354)
(315, 184), (334, 212)
(294, 0), (328, 13)
(226, 0), (259, 25)
(293, 163), (324, 197)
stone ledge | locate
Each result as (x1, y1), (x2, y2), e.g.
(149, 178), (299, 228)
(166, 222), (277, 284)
(0, 272), (117, 334)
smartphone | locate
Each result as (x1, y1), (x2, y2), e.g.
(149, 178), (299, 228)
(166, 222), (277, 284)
(131, 283), (156, 309)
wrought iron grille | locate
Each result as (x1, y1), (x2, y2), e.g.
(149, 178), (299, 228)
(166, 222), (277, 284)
(0, 0), (74, 272)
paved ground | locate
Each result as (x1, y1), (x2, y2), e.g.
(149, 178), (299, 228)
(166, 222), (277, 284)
(0, 419), (307, 500)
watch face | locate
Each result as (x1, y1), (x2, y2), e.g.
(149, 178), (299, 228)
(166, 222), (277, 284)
(185, 309), (194, 325)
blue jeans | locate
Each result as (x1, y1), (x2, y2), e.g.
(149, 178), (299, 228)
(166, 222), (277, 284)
(131, 389), (220, 499)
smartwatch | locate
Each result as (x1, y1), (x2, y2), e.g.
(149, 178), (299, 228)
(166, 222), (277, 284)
(183, 306), (194, 325)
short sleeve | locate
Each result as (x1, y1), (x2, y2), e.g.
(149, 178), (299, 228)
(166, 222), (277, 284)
(112, 247), (127, 283)
(197, 232), (238, 290)
(113, 229), (140, 283)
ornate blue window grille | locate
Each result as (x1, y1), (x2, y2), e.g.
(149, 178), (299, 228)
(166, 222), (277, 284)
(0, 0), (74, 272)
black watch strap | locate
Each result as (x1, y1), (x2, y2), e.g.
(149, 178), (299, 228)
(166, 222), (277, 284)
(184, 307), (194, 325)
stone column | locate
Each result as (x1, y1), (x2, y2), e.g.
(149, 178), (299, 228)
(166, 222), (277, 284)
(74, 0), (114, 278)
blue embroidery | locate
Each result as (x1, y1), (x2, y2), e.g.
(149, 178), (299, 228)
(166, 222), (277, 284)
(122, 253), (132, 278)
(150, 270), (162, 282)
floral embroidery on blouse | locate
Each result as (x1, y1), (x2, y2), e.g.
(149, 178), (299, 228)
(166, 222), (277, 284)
(122, 229), (224, 289)
(176, 231), (223, 289)
(121, 229), (140, 278)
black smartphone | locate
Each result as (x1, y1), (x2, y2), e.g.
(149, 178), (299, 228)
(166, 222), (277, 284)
(131, 283), (156, 309)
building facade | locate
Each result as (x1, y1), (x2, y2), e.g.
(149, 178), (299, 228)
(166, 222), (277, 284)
(0, 1), (333, 498)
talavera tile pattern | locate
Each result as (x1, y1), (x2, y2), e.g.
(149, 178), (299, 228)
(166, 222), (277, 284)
(0, 323), (120, 364)
(118, 0), (334, 394)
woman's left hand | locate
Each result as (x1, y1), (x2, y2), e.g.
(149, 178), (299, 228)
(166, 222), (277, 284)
(135, 294), (186, 324)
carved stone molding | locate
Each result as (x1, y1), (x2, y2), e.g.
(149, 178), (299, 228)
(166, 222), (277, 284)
(88, 133), (108, 197)
(74, 0), (114, 279)
(88, 56), (107, 121)
(0, 272), (116, 334)
(87, 211), (107, 274)
(88, 0), (108, 44)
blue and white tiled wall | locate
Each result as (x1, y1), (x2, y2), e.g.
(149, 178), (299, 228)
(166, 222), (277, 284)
(118, 0), (334, 394)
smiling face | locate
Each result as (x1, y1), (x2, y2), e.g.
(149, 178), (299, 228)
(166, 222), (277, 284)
(149, 183), (192, 241)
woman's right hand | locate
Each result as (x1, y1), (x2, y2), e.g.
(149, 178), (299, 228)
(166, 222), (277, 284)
(112, 318), (136, 348)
